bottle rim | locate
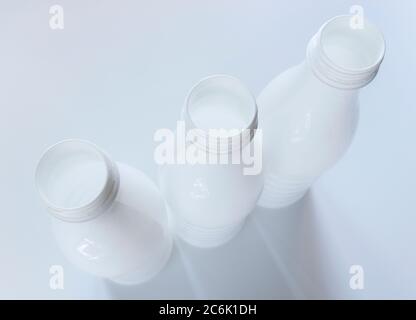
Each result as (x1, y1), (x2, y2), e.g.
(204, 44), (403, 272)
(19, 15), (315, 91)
(35, 139), (120, 222)
(182, 74), (258, 154)
(307, 15), (386, 89)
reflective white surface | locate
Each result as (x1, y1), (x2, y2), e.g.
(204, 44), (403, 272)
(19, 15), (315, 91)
(0, 0), (415, 299)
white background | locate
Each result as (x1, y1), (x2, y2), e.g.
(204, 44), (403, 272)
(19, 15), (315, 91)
(0, 0), (415, 299)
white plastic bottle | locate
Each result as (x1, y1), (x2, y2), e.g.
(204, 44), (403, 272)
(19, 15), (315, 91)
(257, 15), (385, 209)
(35, 139), (172, 285)
(158, 75), (263, 248)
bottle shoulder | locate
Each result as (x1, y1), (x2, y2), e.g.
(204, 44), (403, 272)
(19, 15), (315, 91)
(258, 63), (359, 127)
(258, 64), (360, 176)
(158, 161), (263, 227)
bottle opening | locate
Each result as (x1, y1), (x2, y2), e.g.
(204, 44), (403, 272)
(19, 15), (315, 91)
(320, 15), (385, 71)
(35, 139), (119, 221)
(307, 15), (385, 89)
(184, 74), (258, 153)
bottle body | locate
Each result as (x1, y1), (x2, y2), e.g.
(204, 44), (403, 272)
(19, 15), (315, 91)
(52, 163), (172, 285)
(157, 75), (263, 248)
(36, 140), (172, 285)
(159, 142), (263, 248)
(257, 15), (385, 209)
(257, 62), (359, 208)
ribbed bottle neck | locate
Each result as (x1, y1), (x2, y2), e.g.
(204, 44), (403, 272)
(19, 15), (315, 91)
(49, 154), (120, 222)
(306, 15), (385, 90)
(182, 109), (258, 154)
(36, 139), (120, 223)
(183, 74), (258, 155)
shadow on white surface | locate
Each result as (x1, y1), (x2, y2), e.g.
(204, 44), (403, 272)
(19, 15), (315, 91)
(104, 244), (197, 299)
(254, 191), (338, 299)
(104, 192), (336, 299)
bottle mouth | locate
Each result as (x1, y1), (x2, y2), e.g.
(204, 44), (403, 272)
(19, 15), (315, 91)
(307, 15), (386, 89)
(183, 74), (258, 154)
(35, 139), (119, 222)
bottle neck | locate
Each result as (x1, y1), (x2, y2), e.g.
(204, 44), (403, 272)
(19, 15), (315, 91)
(183, 110), (258, 155)
(36, 139), (120, 223)
(51, 157), (120, 223)
(306, 15), (385, 90)
(183, 74), (258, 155)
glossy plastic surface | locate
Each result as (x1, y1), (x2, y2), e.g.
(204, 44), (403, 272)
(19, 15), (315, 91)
(36, 140), (172, 285)
(159, 75), (263, 248)
(257, 15), (385, 209)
